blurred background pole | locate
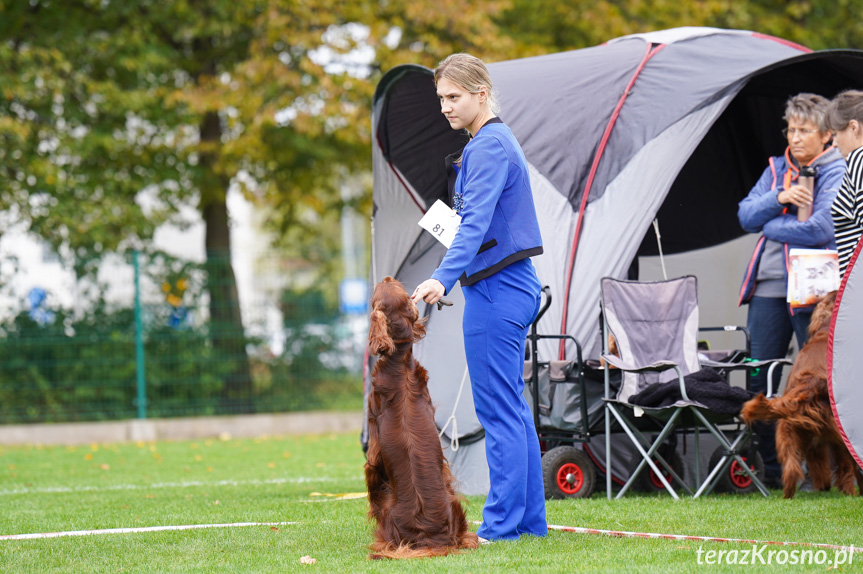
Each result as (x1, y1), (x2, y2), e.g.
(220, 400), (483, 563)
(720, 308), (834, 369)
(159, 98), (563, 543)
(340, 182), (362, 281)
(134, 250), (147, 419)
(339, 180), (369, 372)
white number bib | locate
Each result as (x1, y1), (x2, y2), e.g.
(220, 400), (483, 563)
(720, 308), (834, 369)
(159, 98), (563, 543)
(418, 200), (461, 248)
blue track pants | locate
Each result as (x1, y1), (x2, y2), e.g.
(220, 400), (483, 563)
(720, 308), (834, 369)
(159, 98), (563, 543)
(463, 258), (547, 541)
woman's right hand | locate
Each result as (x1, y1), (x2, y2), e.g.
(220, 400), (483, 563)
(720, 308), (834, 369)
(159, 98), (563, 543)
(778, 184), (812, 208)
(411, 279), (445, 306)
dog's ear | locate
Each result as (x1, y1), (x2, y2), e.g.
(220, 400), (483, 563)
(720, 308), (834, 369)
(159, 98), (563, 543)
(368, 306), (395, 356)
(808, 290), (837, 339)
(412, 314), (428, 342)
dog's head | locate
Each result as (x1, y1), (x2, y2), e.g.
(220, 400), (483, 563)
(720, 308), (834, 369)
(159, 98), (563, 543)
(368, 276), (427, 356)
(807, 290), (837, 339)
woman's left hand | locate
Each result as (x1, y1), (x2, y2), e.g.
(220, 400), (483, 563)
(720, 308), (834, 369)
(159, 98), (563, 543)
(411, 279), (445, 305)
(779, 184), (813, 208)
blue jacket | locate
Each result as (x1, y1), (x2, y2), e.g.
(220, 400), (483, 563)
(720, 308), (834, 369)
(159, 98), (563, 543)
(737, 147), (845, 306)
(432, 120), (543, 293)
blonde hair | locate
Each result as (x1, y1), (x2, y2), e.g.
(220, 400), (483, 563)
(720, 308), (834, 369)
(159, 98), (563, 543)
(826, 89), (863, 132)
(434, 53), (500, 115)
(783, 93), (830, 133)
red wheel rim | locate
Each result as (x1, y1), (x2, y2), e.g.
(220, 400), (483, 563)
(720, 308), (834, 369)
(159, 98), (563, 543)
(649, 462), (672, 489)
(729, 458), (754, 489)
(556, 462), (584, 494)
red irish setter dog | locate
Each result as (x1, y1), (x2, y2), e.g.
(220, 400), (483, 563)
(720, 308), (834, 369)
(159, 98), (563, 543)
(742, 291), (863, 498)
(365, 276), (479, 559)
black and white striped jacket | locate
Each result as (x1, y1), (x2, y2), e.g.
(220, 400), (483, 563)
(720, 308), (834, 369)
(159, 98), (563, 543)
(832, 146), (863, 277)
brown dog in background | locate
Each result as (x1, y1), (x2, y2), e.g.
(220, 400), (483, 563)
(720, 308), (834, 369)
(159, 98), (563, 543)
(741, 291), (863, 498)
(365, 276), (479, 559)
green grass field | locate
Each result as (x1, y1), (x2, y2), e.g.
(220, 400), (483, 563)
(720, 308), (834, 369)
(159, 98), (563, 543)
(1, 432), (861, 573)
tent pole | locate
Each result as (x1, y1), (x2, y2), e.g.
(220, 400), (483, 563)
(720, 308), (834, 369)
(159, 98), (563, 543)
(653, 219), (668, 280)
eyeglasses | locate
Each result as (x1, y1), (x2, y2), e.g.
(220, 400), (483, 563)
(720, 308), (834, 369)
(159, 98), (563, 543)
(782, 127), (819, 138)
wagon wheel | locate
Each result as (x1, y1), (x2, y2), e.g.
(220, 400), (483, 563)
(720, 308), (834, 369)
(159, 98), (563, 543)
(541, 446), (596, 499)
(708, 446), (765, 494)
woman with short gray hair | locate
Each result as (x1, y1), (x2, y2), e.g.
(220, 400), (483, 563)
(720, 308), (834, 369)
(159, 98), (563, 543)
(784, 92), (832, 133)
(736, 92), (845, 488)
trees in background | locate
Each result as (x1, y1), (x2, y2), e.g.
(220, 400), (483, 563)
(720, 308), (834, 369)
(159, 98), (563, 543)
(497, 0), (863, 55)
(0, 0), (514, 405)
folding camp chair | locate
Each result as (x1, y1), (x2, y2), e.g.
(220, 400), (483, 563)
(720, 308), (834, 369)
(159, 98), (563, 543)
(600, 276), (788, 499)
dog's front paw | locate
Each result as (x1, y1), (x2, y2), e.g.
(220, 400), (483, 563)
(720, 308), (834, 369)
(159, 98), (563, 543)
(460, 531), (480, 549)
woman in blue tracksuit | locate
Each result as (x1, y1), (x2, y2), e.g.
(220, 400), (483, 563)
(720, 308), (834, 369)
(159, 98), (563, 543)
(411, 53), (546, 543)
(737, 93), (845, 486)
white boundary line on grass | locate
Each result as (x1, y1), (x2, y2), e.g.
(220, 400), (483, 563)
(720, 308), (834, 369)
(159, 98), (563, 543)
(0, 477), (338, 496)
(10, 519), (855, 552)
(0, 522), (297, 541)
(547, 523), (862, 554)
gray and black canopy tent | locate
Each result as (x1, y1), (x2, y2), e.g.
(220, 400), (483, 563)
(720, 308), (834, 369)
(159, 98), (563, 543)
(829, 240), (863, 475)
(367, 27), (863, 495)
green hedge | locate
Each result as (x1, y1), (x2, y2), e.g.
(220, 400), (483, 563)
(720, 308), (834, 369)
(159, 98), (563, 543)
(0, 285), (363, 425)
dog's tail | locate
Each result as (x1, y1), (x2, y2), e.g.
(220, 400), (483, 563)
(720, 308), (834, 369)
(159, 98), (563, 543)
(741, 373), (826, 427)
(741, 394), (783, 423)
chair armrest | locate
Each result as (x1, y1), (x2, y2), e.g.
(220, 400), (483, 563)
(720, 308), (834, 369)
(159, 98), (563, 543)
(700, 357), (793, 398)
(601, 355), (678, 373)
(601, 355), (690, 402)
(700, 358), (792, 370)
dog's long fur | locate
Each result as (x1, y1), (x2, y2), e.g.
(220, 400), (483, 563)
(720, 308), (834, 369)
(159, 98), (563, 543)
(364, 277), (479, 559)
(741, 291), (863, 498)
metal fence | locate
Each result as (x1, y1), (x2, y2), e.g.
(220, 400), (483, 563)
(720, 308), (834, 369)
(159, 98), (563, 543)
(0, 250), (366, 424)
